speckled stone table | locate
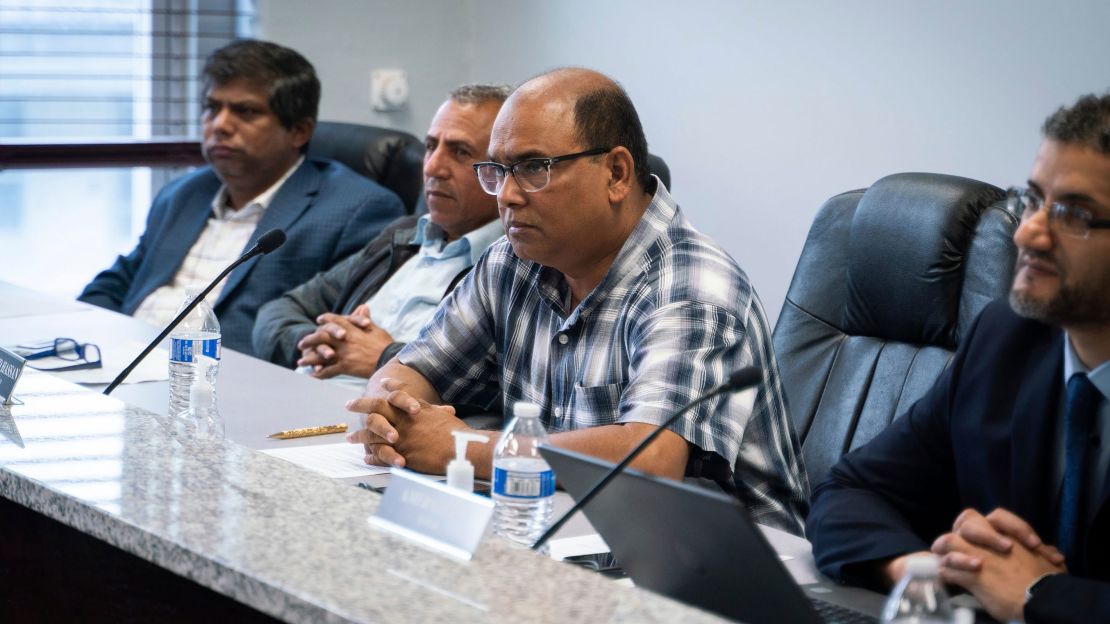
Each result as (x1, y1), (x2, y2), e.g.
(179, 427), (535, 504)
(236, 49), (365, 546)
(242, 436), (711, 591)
(0, 371), (727, 623)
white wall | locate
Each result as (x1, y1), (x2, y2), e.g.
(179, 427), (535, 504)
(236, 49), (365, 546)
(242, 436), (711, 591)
(257, 0), (475, 136)
(258, 0), (1110, 324)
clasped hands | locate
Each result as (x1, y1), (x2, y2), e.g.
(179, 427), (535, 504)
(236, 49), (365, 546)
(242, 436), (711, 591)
(928, 507), (1067, 622)
(297, 304), (394, 379)
(345, 377), (472, 474)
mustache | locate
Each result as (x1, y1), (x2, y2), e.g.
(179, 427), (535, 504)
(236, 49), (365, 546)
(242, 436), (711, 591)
(1018, 249), (1061, 271)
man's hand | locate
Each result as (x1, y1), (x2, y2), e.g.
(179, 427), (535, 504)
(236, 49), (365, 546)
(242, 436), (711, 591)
(949, 508), (1065, 566)
(931, 508), (1067, 622)
(296, 305), (395, 379)
(345, 377), (467, 474)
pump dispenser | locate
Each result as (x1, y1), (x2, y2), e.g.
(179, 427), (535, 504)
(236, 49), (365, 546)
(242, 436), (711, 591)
(447, 430), (490, 492)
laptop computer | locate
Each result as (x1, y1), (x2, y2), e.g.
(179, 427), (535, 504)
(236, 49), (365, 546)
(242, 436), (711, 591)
(539, 445), (884, 624)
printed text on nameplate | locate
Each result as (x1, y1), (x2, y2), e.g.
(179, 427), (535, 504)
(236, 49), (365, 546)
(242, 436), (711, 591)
(170, 338), (221, 363)
(493, 468), (555, 498)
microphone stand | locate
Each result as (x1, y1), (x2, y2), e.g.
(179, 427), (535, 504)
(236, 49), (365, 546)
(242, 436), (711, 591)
(103, 248), (258, 395)
(531, 374), (753, 551)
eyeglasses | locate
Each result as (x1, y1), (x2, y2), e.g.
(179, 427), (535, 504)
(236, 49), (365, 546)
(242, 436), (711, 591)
(17, 338), (102, 372)
(1007, 187), (1110, 239)
(472, 147), (611, 195)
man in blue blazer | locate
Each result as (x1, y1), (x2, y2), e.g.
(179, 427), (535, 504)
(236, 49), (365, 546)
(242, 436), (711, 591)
(808, 94), (1110, 623)
(78, 40), (403, 356)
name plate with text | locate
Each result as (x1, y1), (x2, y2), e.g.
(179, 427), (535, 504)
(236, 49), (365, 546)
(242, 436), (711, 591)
(0, 347), (26, 405)
(368, 468), (494, 561)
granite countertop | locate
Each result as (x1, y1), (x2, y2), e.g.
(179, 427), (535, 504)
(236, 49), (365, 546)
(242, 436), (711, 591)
(0, 371), (726, 623)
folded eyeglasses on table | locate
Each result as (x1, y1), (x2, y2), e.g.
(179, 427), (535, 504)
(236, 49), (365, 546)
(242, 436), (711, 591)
(14, 338), (102, 372)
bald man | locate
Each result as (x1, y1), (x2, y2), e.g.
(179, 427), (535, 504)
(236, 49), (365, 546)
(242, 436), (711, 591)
(345, 68), (808, 533)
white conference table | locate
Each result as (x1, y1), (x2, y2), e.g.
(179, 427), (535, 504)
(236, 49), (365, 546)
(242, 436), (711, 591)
(0, 280), (886, 622)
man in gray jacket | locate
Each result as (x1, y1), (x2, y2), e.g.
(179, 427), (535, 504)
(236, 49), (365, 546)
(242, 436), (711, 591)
(253, 85), (508, 378)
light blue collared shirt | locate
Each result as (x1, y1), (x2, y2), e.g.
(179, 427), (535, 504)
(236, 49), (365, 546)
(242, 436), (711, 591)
(365, 216), (504, 342)
(1053, 333), (1110, 524)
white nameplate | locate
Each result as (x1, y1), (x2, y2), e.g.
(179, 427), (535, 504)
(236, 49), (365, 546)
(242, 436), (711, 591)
(368, 467), (494, 561)
(0, 347), (26, 406)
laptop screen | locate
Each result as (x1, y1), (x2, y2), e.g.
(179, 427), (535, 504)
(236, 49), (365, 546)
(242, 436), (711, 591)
(540, 444), (827, 624)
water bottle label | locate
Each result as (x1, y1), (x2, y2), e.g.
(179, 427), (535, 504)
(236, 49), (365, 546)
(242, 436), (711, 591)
(492, 467), (555, 499)
(170, 338), (221, 363)
(201, 338), (221, 360)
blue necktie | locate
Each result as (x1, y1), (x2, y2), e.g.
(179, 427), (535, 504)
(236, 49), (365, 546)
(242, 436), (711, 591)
(1057, 373), (1101, 574)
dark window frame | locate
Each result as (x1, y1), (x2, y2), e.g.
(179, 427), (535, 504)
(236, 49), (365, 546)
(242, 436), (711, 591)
(0, 139), (204, 169)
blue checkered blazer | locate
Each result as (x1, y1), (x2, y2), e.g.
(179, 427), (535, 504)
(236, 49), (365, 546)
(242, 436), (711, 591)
(78, 158), (404, 356)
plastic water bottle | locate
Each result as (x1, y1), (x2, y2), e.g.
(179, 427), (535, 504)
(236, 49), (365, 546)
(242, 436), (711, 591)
(491, 402), (555, 546)
(881, 555), (954, 623)
(168, 287), (221, 419)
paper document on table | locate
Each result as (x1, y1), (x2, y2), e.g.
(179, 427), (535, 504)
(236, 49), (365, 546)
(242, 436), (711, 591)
(261, 442), (390, 478)
(26, 344), (168, 385)
(9, 338), (170, 385)
(547, 533), (611, 561)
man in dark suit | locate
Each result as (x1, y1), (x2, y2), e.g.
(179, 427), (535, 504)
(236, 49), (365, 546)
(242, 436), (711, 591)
(808, 93), (1110, 623)
(78, 40), (403, 355)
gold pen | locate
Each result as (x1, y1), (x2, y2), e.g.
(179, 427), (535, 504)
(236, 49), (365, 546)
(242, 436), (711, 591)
(267, 423), (348, 440)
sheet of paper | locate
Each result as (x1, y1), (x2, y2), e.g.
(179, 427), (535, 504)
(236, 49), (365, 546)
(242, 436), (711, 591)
(545, 534), (791, 563)
(261, 442), (391, 479)
(18, 341), (170, 385)
(546, 533), (611, 561)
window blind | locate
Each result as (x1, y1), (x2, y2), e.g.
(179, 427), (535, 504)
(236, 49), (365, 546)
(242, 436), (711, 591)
(0, 0), (256, 140)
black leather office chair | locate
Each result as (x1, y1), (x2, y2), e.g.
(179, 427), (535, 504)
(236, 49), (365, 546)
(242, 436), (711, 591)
(772, 173), (1018, 485)
(308, 121), (425, 214)
(647, 153), (671, 191)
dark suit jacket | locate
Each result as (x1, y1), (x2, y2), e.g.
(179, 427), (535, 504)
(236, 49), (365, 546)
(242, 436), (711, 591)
(252, 215), (421, 367)
(78, 158), (404, 356)
(253, 215), (477, 369)
(808, 299), (1110, 624)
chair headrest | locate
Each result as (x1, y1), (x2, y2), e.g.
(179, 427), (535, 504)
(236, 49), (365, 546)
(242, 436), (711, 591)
(308, 121), (425, 213)
(842, 173), (1009, 347)
(646, 153), (671, 191)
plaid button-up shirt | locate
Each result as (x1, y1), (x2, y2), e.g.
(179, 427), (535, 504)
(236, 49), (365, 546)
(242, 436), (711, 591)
(399, 180), (808, 532)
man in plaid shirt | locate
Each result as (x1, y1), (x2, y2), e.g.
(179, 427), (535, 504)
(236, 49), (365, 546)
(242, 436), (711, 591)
(346, 68), (808, 532)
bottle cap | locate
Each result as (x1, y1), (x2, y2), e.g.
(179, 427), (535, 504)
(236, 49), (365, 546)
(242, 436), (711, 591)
(904, 554), (939, 577)
(446, 430), (490, 492)
(513, 402), (541, 419)
(184, 285), (205, 304)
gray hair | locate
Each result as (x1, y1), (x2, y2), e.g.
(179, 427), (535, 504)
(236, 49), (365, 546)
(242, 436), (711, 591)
(449, 84), (512, 106)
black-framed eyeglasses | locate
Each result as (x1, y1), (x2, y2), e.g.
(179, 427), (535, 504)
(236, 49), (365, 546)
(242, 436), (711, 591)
(472, 147), (611, 195)
(17, 338), (102, 372)
(1007, 187), (1110, 239)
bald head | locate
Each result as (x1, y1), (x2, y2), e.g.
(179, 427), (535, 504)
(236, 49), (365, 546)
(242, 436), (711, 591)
(513, 67), (616, 101)
(501, 68), (653, 192)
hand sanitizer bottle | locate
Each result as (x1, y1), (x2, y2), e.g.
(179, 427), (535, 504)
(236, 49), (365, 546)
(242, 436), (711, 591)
(446, 430), (489, 492)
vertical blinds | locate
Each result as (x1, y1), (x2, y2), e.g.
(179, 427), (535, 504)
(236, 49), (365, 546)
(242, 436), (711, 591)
(0, 0), (255, 140)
